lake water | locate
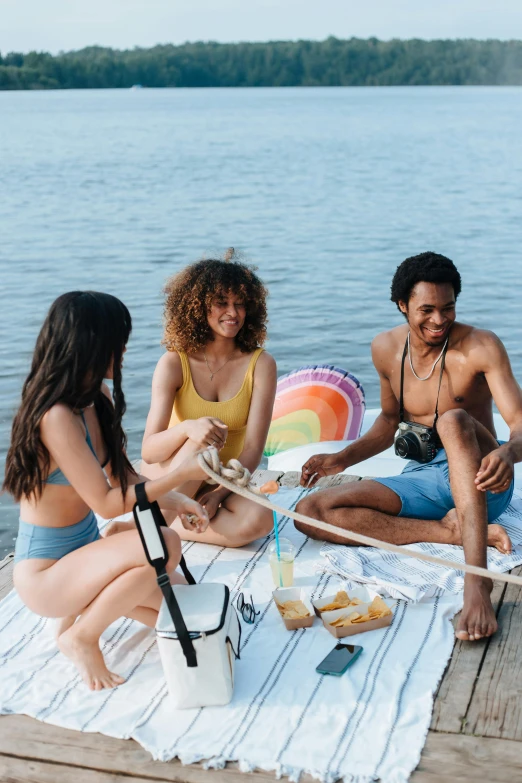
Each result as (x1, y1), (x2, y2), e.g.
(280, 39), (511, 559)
(1, 86), (522, 557)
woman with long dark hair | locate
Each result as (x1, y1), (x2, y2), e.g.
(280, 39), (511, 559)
(3, 291), (208, 691)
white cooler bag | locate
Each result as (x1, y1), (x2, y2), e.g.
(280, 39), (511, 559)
(156, 582), (240, 709)
(133, 483), (241, 710)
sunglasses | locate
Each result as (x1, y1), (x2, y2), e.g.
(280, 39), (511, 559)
(236, 592), (260, 624)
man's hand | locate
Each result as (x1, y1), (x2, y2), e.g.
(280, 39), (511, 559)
(197, 490), (222, 521)
(167, 492), (210, 533)
(475, 447), (514, 494)
(185, 417), (228, 450)
(300, 452), (346, 487)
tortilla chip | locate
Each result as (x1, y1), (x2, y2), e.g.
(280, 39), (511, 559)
(327, 597), (392, 628)
(330, 610), (361, 627)
(277, 599), (310, 620)
(369, 596), (392, 618)
(351, 613), (372, 623)
(350, 598), (392, 623)
(319, 591), (351, 612)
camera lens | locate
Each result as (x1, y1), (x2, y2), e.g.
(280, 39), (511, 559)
(395, 437), (408, 457)
(395, 432), (421, 459)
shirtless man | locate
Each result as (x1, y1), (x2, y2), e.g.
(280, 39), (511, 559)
(297, 252), (522, 642)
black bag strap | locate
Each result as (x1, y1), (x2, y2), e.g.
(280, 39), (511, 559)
(150, 487), (196, 586)
(179, 555), (196, 586)
(133, 482), (197, 667)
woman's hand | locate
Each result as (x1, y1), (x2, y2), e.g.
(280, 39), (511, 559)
(185, 418), (228, 450)
(197, 490), (223, 521)
(164, 491), (210, 533)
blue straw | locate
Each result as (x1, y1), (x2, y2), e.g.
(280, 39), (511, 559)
(272, 510), (283, 587)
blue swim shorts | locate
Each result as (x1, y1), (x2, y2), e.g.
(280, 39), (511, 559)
(373, 444), (514, 522)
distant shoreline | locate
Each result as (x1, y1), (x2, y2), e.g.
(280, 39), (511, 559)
(2, 37), (522, 90)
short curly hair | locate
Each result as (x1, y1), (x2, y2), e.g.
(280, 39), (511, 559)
(391, 252), (462, 314)
(163, 252), (268, 353)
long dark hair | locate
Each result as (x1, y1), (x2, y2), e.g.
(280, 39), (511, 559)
(3, 291), (135, 501)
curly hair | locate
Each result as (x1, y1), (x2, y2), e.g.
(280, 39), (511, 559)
(391, 252), (462, 314)
(163, 250), (268, 353)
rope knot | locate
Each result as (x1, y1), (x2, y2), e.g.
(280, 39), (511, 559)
(199, 447), (252, 488)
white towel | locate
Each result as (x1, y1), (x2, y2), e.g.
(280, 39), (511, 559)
(320, 490), (522, 601)
(0, 488), (474, 783)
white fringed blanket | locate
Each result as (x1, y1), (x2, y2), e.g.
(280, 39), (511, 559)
(3, 488), (520, 782)
(320, 490), (522, 602)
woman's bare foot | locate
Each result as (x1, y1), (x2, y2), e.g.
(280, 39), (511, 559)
(102, 520), (134, 538)
(441, 509), (512, 555)
(455, 576), (497, 642)
(57, 625), (126, 690)
(54, 615), (76, 641)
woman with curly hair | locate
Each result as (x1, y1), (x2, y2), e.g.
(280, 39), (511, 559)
(140, 251), (277, 547)
(3, 292), (208, 690)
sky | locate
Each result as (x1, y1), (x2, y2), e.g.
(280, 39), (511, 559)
(1, 0), (522, 54)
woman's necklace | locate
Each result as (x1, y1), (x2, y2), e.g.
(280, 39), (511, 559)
(407, 331), (449, 381)
(203, 351), (235, 381)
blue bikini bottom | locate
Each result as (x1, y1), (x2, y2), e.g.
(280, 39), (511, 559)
(14, 510), (101, 563)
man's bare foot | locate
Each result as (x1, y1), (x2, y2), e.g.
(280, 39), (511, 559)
(440, 509), (461, 544)
(441, 509), (512, 555)
(487, 523), (512, 555)
(58, 625), (126, 690)
(54, 615), (76, 641)
(455, 576), (497, 642)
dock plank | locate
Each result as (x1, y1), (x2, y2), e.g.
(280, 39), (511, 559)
(430, 578), (506, 734)
(410, 732), (522, 782)
(0, 755), (165, 783)
(0, 714), (313, 783)
(464, 565), (522, 740)
(3, 723), (522, 783)
(0, 553), (14, 600)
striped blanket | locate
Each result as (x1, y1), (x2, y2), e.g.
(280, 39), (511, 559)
(320, 490), (522, 601)
(0, 487), (494, 783)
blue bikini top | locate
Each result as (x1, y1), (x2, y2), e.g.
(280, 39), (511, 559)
(45, 410), (105, 486)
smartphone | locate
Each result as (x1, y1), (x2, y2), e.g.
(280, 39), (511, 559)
(316, 644), (363, 676)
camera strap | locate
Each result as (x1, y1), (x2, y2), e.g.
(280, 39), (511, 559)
(399, 335), (449, 428)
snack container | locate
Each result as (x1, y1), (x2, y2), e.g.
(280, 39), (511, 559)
(314, 587), (393, 639)
(273, 587), (315, 630)
(312, 586), (371, 617)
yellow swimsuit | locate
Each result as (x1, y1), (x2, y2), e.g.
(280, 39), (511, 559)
(169, 348), (264, 464)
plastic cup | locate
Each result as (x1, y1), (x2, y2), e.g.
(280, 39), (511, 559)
(268, 538), (296, 587)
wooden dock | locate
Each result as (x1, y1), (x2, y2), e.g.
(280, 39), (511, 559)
(1, 553), (522, 782)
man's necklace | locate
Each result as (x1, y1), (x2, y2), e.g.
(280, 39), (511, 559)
(407, 331), (449, 381)
(203, 351), (235, 381)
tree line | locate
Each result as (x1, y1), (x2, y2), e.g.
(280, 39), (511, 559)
(1, 37), (522, 90)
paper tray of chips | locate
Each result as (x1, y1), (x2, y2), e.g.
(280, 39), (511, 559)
(273, 587), (315, 630)
(318, 590), (393, 639)
(312, 586), (372, 617)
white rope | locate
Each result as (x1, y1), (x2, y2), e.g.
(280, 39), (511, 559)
(197, 448), (522, 588)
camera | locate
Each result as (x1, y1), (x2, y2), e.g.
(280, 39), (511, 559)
(394, 420), (440, 463)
